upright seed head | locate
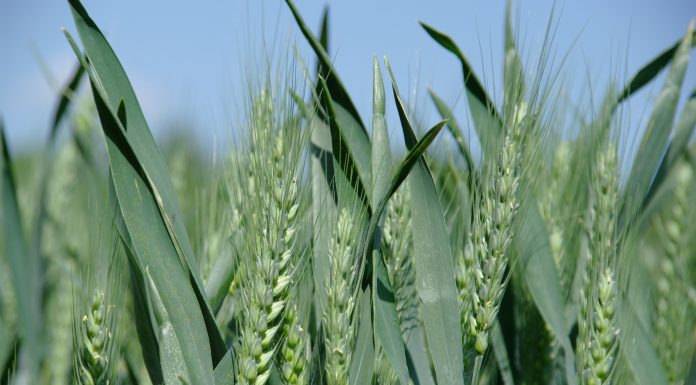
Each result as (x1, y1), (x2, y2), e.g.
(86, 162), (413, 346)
(463, 104), (524, 355)
(578, 143), (620, 385)
(278, 303), (309, 385)
(652, 162), (695, 385)
(383, 188), (419, 336)
(323, 209), (358, 385)
(78, 289), (112, 385)
(236, 87), (302, 385)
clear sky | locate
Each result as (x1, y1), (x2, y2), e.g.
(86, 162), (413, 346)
(1, 0), (695, 155)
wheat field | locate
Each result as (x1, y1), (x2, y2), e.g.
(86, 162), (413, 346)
(1, 1), (695, 385)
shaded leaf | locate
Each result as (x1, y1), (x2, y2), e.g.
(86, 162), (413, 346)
(428, 88), (475, 175)
(617, 293), (670, 385)
(349, 287), (375, 385)
(491, 322), (514, 385)
(318, 76), (372, 212)
(0, 122), (40, 383)
(373, 250), (409, 385)
(66, 0), (226, 364)
(285, 0), (366, 132)
(515, 197), (576, 385)
(213, 349), (236, 385)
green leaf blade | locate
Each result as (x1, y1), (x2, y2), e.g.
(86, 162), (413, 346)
(388, 73), (464, 385)
(624, 22), (693, 217)
(66, 0), (226, 365)
(373, 250), (410, 385)
(349, 287), (375, 385)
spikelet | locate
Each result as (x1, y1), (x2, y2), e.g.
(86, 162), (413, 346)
(653, 162), (695, 385)
(278, 303), (309, 385)
(42, 260), (75, 385)
(460, 101), (525, 355)
(540, 141), (572, 277)
(236, 88), (301, 385)
(383, 187), (419, 337)
(375, 348), (399, 385)
(323, 209), (358, 385)
(78, 290), (113, 385)
(578, 144), (619, 385)
(43, 136), (83, 384)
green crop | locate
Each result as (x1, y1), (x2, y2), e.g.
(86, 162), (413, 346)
(1, 1), (695, 385)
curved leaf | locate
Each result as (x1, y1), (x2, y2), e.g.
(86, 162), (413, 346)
(318, 76), (372, 212)
(349, 287), (375, 385)
(617, 293), (670, 385)
(1, 122), (40, 384)
(388, 66), (464, 385)
(420, 22), (502, 154)
(428, 88), (475, 175)
(645, 86), (696, 209)
(515, 198), (577, 385)
(285, 0), (366, 132)
(373, 250), (409, 385)
(624, 22), (693, 218)
(617, 30), (696, 104)
(66, 0), (226, 365)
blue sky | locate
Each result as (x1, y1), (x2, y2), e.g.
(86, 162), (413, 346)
(1, 0), (695, 155)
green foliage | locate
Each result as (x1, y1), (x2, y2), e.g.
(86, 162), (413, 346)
(1, 1), (695, 385)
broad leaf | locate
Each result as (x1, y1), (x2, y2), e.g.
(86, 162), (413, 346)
(349, 287), (375, 385)
(388, 67), (464, 385)
(285, 0), (366, 132)
(318, 77), (372, 212)
(67, 0), (226, 364)
(428, 88), (475, 175)
(624, 22), (693, 219)
(515, 198), (577, 385)
(373, 250), (410, 385)
(1, 122), (40, 383)
(617, 293), (670, 385)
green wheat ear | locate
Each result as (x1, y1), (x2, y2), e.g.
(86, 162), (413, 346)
(78, 289), (112, 385)
(578, 143), (619, 385)
(653, 161), (695, 385)
(323, 209), (358, 385)
(461, 100), (526, 355)
(279, 302), (310, 385)
(383, 187), (419, 337)
(236, 81), (306, 385)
